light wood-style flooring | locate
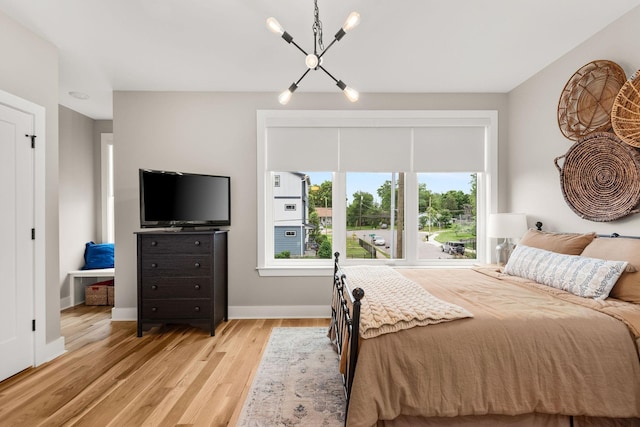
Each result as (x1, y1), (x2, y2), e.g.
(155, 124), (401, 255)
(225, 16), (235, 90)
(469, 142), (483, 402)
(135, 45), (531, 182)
(0, 305), (329, 426)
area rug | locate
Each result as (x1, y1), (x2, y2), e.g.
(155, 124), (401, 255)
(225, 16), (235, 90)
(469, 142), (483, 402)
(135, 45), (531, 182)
(237, 327), (346, 426)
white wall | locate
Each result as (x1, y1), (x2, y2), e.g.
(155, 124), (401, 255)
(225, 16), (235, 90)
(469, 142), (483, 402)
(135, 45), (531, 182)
(508, 6), (640, 234)
(113, 92), (508, 318)
(0, 11), (60, 343)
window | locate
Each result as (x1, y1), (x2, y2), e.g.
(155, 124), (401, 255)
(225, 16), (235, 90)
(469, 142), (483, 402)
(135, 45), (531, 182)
(101, 133), (114, 243)
(257, 110), (497, 276)
(272, 171), (332, 260)
(274, 174), (280, 187)
(418, 173), (477, 260)
(344, 172), (404, 260)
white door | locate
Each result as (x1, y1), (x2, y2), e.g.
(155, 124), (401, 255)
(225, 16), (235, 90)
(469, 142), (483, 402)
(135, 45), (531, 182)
(0, 102), (35, 381)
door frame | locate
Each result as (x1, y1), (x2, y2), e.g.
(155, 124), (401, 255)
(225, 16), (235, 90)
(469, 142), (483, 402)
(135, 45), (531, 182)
(0, 88), (47, 366)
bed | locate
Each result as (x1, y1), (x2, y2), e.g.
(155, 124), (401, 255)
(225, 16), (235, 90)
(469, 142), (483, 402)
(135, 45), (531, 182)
(329, 230), (640, 427)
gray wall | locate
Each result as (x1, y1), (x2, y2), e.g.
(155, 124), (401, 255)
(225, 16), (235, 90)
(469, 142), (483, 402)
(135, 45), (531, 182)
(0, 11), (60, 342)
(508, 6), (640, 234)
(113, 92), (508, 315)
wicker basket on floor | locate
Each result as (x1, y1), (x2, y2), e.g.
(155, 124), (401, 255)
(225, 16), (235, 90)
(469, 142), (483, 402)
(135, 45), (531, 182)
(554, 132), (640, 222)
(611, 69), (640, 148)
(557, 60), (627, 140)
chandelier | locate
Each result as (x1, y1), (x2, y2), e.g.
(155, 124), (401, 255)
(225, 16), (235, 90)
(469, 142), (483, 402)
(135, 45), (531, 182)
(266, 0), (360, 105)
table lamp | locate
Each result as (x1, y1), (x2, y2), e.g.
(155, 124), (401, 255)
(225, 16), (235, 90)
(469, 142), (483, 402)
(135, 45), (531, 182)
(487, 213), (528, 266)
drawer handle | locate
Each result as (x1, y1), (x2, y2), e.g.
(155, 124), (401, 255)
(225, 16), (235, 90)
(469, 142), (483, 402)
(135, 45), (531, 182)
(194, 262), (201, 268)
(151, 241), (157, 246)
(194, 240), (201, 246)
(194, 284), (200, 290)
(194, 306), (200, 312)
(151, 263), (158, 268)
(151, 285), (158, 290)
(151, 307), (158, 312)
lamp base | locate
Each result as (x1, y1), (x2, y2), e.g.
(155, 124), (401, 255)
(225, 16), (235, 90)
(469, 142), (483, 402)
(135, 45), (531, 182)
(495, 238), (515, 267)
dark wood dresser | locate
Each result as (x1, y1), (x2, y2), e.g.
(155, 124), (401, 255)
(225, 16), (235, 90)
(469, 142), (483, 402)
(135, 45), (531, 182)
(136, 230), (228, 336)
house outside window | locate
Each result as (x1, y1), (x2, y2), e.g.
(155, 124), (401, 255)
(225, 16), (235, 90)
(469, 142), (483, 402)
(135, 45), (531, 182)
(273, 172), (310, 258)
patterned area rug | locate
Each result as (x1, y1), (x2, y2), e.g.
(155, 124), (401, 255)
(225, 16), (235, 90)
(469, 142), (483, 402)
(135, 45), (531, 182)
(237, 327), (346, 426)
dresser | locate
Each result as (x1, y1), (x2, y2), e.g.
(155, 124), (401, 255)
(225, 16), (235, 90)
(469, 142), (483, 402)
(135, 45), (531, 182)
(136, 230), (228, 337)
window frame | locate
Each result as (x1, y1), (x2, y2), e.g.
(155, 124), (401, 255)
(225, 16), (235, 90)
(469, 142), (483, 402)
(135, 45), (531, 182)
(256, 110), (498, 277)
(100, 133), (114, 243)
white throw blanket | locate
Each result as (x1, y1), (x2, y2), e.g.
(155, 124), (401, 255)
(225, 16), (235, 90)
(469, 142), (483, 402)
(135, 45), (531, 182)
(342, 265), (473, 338)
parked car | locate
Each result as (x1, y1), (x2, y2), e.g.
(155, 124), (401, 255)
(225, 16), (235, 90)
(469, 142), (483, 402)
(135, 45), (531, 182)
(442, 241), (465, 255)
(373, 236), (386, 246)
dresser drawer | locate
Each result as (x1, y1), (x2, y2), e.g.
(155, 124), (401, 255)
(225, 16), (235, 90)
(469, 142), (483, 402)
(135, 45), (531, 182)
(141, 277), (211, 298)
(140, 256), (212, 277)
(142, 299), (211, 319)
(138, 234), (211, 255)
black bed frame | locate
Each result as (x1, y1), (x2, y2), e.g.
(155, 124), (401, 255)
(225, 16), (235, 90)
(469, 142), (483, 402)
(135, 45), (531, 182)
(331, 252), (363, 414)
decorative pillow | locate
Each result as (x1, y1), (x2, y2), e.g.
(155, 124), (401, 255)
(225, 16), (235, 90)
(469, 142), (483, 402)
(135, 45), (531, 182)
(518, 229), (596, 255)
(504, 244), (627, 300)
(580, 237), (640, 304)
(83, 241), (115, 270)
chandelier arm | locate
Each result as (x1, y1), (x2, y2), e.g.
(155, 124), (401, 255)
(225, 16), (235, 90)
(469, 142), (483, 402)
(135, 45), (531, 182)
(295, 68), (312, 86)
(318, 65), (339, 84)
(289, 39), (310, 56)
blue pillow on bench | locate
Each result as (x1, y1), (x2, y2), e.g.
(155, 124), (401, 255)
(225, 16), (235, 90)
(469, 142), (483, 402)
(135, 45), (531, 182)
(83, 241), (114, 270)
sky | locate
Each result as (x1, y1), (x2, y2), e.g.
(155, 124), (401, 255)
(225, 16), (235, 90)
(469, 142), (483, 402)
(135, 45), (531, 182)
(307, 172), (474, 203)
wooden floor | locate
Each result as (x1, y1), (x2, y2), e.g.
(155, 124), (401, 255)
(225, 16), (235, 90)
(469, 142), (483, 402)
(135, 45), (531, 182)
(0, 305), (329, 426)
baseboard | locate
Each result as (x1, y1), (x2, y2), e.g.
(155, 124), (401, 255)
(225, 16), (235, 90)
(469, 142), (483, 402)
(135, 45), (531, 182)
(109, 305), (332, 321)
(111, 306), (137, 321)
(59, 296), (71, 311)
(229, 305), (331, 319)
(38, 336), (65, 366)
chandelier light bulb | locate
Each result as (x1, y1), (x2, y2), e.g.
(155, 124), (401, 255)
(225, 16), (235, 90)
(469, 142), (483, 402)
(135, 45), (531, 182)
(278, 89), (293, 105)
(266, 17), (285, 35)
(342, 12), (360, 32)
(278, 83), (298, 105)
(343, 86), (359, 102)
(336, 80), (359, 102)
(305, 54), (319, 69)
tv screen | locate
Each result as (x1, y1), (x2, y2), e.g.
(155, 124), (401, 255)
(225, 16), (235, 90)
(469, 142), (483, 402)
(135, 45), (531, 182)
(139, 169), (230, 228)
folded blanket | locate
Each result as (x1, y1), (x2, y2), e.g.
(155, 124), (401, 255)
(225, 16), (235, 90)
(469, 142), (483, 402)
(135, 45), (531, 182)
(342, 265), (473, 338)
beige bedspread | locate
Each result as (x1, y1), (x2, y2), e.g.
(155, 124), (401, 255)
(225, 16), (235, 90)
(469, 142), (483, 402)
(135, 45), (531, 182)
(346, 267), (640, 427)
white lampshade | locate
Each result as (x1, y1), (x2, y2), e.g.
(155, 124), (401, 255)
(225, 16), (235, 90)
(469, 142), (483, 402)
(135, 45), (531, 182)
(487, 213), (528, 239)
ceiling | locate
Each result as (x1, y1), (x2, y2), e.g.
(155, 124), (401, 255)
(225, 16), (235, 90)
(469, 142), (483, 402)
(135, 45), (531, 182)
(1, 0), (639, 120)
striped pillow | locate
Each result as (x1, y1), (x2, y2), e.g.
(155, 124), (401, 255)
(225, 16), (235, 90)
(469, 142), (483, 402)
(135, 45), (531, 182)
(504, 244), (627, 300)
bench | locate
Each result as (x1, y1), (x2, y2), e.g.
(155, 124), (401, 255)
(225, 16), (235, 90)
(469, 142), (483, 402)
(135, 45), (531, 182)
(68, 268), (115, 307)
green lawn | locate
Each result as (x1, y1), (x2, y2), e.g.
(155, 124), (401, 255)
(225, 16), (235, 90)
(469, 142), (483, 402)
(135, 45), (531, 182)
(434, 229), (475, 244)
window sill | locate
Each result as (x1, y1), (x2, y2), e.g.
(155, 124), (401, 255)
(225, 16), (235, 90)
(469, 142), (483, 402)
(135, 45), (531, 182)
(257, 265), (334, 277)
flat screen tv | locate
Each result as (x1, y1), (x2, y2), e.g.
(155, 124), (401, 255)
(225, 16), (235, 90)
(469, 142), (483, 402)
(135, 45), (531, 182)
(139, 169), (230, 228)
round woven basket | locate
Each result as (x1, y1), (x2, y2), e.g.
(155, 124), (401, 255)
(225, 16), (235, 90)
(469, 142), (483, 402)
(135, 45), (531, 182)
(554, 132), (640, 222)
(557, 60), (627, 140)
(611, 69), (640, 148)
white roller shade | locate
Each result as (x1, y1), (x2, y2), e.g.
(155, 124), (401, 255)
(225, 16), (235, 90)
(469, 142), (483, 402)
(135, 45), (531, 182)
(339, 128), (412, 172)
(266, 127), (339, 171)
(413, 127), (485, 172)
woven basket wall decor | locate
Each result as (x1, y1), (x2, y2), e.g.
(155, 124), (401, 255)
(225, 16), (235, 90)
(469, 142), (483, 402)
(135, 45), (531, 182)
(554, 132), (640, 222)
(611, 69), (640, 148)
(557, 60), (627, 140)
